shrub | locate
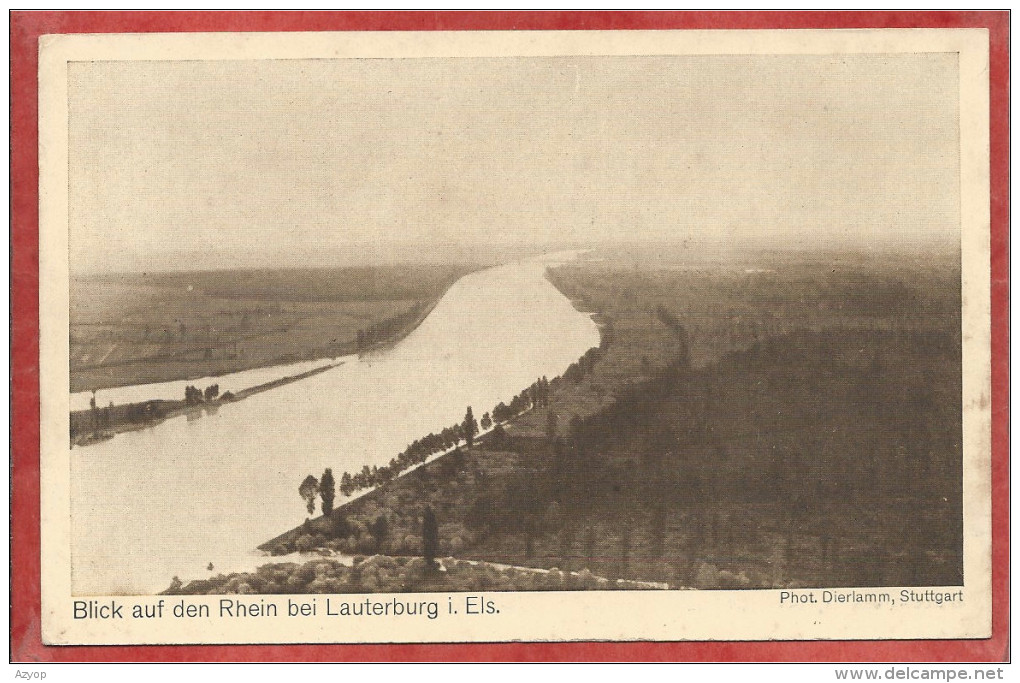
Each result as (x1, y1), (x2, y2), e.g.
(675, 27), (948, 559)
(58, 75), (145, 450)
(716, 570), (750, 589)
(294, 534), (317, 553)
(296, 562), (319, 584)
(573, 568), (599, 590)
(402, 534), (422, 554)
(693, 562), (722, 589)
(308, 576), (344, 593)
(355, 535), (377, 554)
(374, 555), (398, 570)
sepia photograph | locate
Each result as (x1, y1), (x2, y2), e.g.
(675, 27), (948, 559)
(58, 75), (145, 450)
(31, 25), (995, 646)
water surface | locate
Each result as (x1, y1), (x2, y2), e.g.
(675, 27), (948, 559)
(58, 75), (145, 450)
(70, 257), (599, 594)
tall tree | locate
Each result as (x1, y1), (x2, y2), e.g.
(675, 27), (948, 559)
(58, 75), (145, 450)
(422, 505), (440, 569)
(339, 471), (354, 497)
(298, 475), (319, 516)
(370, 514), (389, 552)
(319, 468), (336, 515)
(584, 525), (597, 567)
(546, 410), (558, 442)
(463, 406), (478, 449)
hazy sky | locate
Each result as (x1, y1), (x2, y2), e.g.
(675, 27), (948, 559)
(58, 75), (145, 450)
(68, 54), (959, 272)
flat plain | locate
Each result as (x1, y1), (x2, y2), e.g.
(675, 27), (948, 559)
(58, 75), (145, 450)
(70, 264), (476, 392)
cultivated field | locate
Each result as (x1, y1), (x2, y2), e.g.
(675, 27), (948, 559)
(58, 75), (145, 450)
(70, 265), (475, 392)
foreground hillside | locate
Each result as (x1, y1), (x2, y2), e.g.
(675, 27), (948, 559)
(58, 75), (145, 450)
(164, 554), (662, 595)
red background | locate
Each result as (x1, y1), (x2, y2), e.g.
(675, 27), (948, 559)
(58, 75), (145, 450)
(9, 11), (1009, 663)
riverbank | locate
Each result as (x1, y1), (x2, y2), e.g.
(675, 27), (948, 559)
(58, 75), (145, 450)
(70, 362), (341, 448)
(257, 414), (525, 554)
(354, 292), (441, 357)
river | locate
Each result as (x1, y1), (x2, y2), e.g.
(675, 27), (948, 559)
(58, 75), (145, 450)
(70, 255), (600, 594)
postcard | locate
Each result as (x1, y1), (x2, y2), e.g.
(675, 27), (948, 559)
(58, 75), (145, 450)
(35, 26), (992, 645)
